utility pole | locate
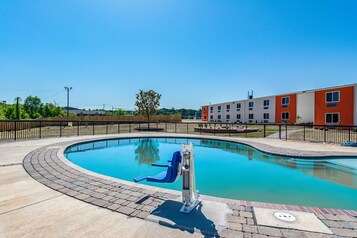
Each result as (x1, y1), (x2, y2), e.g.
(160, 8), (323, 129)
(64, 86), (72, 117)
(15, 97), (21, 120)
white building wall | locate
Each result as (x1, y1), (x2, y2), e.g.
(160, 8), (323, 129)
(243, 100), (251, 123)
(224, 100), (246, 123)
(208, 104), (218, 122)
(208, 103), (228, 122)
(297, 91), (314, 123)
(222, 101), (246, 123)
(243, 96), (275, 123)
(208, 96), (276, 123)
(233, 100), (246, 123)
(221, 102), (230, 122)
(208, 100), (247, 123)
(223, 102), (234, 123)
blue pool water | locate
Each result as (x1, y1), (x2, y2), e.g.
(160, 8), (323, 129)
(64, 137), (357, 210)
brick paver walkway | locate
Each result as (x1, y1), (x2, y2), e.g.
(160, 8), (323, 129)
(22, 136), (357, 237)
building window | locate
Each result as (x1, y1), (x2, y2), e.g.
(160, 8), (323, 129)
(249, 102), (254, 108)
(282, 112), (289, 120)
(203, 107), (206, 112)
(226, 105), (230, 112)
(263, 99), (269, 109)
(226, 115), (230, 120)
(210, 106), (213, 113)
(326, 113), (339, 124)
(249, 114), (254, 120)
(204, 116), (206, 120)
(263, 113), (269, 120)
(218, 115), (221, 120)
(326, 91), (340, 103)
(210, 115), (213, 120)
(236, 103), (241, 111)
(282, 97), (290, 105)
(236, 114), (241, 120)
(217, 106), (221, 113)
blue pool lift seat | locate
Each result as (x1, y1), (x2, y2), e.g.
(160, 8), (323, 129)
(133, 151), (182, 183)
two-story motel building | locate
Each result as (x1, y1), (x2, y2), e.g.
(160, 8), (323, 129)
(201, 84), (357, 125)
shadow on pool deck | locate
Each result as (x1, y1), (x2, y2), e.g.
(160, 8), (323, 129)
(146, 200), (219, 237)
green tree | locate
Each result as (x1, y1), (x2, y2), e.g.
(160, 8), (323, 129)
(0, 102), (7, 120)
(4, 105), (15, 119)
(113, 108), (127, 116)
(134, 139), (160, 165)
(24, 96), (42, 119)
(157, 107), (201, 118)
(135, 90), (161, 127)
(41, 103), (66, 118)
(4, 104), (29, 120)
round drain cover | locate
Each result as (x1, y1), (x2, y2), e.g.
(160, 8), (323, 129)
(274, 212), (297, 222)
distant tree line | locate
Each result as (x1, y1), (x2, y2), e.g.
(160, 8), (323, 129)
(106, 107), (201, 118)
(157, 108), (201, 118)
(0, 90), (201, 120)
(0, 96), (65, 120)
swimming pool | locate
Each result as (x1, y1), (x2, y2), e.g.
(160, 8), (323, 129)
(64, 137), (357, 210)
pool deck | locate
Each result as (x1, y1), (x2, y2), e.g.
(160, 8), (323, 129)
(1, 133), (357, 237)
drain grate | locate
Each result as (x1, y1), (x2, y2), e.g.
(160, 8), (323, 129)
(274, 212), (297, 222)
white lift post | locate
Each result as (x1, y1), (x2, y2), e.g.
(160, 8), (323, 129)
(180, 143), (201, 213)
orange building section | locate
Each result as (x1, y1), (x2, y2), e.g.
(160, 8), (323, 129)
(275, 94), (297, 124)
(314, 86), (354, 125)
(201, 106), (208, 121)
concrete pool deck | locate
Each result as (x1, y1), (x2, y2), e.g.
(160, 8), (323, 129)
(1, 133), (357, 237)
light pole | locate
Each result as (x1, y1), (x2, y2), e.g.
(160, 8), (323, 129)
(64, 86), (72, 117)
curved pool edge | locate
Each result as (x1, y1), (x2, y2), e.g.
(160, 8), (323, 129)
(22, 133), (357, 219)
(62, 133), (357, 159)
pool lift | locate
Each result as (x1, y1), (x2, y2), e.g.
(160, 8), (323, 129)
(133, 143), (201, 213)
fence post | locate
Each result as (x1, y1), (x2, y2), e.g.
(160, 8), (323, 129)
(285, 124), (288, 141)
(118, 123), (120, 134)
(93, 123), (95, 135)
(60, 121), (62, 137)
(129, 122), (131, 133)
(279, 125), (281, 140)
(303, 125), (306, 141)
(77, 121), (80, 136)
(214, 123), (216, 136)
(348, 126), (351, 142)
(263, 124), (266, 138)
(186, 123), (188, 134)
(165, 122), (167, 132)
(157, 122), (159, 131)
(39, 121), (42, 139)
(175, 123), (177, 133)
(14, 121), (17, 141)
(106, 122), (109, 134)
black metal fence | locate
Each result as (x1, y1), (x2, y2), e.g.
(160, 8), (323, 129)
(0, 120), (356, 144)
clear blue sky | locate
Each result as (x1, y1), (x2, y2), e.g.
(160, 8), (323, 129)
(0, 0), (356, 110)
